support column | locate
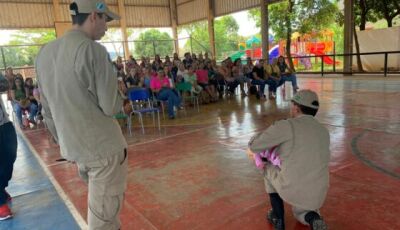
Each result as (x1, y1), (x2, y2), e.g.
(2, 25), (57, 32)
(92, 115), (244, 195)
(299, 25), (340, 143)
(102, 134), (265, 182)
(118, 0), (130, 60)
(261, 0), (269, 61)
(207, 0), (216, 59)
(169, 0), (179, 55)
(343, 0), (353, 74)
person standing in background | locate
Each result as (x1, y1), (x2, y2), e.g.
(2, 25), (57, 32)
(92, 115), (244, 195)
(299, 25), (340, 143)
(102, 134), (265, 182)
(0, 73), (17, 221)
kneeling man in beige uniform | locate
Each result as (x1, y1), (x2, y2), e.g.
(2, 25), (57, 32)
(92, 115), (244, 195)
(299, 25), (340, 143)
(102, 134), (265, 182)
(35, 1), (127, 229)
(248, 90), (330, 230)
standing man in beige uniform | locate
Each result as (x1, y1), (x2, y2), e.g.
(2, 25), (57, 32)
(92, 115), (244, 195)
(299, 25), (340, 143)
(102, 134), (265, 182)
(248, 90), (330, 230)
(35, 1), (127, 229)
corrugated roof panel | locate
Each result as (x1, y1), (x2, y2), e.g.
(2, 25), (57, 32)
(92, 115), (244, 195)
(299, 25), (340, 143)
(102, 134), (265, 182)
(58, 0), (117, 5)
(56, 2), (121, 24)
(177, 0), (207, 25)
(125, 6), (171, 27)
(0, 2), (54, 28)
(0, 0), (51, 3)
(176, 0), (190, 5)
(215, 0), (259, 17)
(59, 3), (72, 22)
(124, 0), (169, 6)
(0, 0), (280, 29)
(107, 4), (121, 27)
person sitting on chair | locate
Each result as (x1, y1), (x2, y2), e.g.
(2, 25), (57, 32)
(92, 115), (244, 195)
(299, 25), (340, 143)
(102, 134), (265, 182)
(150, 68), (182, 119)
(11, 76), (38, 129)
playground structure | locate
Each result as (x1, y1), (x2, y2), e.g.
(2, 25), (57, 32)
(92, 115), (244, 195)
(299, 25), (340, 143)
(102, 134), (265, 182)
(230, 29), (339, 69)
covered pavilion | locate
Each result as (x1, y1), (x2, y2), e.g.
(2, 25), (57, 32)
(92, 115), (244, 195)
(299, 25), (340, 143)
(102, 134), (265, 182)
(1, 1), (399, 230)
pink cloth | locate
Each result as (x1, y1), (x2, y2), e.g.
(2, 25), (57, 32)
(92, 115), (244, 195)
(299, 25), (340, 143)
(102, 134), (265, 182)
(196, 70), (209, 84)
(150, 77), (171, 91)
(253, 146), (281, 169)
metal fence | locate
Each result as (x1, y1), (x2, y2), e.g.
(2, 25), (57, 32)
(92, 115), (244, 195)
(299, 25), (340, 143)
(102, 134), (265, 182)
(0, 36), (210, 72)
(288, 51), (400, 76)
(1, 38), (399, 78)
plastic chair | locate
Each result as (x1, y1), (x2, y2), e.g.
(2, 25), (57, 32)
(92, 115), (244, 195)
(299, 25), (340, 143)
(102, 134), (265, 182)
(176, 82), (200, 112)
(151, 90), (167, 120)
(129, 88), (160, 134)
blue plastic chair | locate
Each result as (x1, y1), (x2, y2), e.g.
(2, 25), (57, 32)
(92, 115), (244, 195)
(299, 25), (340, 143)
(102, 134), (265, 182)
(128, 88), (161, 134)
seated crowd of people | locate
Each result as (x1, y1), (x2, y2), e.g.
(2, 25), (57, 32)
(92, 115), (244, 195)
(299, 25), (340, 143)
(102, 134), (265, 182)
(4, 67), (41, 129)
(2, 52), (299, 128)
(114, 52), (299, 119)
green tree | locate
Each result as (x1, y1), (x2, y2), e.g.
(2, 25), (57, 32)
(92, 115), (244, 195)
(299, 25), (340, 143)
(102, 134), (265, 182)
(179, 15), (240, 60)
(354, 0), (378, 30)
(101, 28), (133, 58)
(374, 0), (400, 27)
(249, 1), (338, 70)
(4, 29), (56, 68)
(133, 29), (173, 58)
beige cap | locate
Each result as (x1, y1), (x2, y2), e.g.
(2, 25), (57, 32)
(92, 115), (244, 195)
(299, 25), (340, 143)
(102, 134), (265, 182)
(291, 89), (319, 109)
(70, 0), (120, 22)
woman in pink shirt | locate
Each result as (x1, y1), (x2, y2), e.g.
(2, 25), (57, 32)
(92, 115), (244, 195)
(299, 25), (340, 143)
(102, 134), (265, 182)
(150, 68), (181, 119)
(196, 63), (217, 101)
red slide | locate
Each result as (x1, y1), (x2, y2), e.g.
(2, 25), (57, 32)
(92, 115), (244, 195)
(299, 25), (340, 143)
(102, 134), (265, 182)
(311, 50), (339, 65)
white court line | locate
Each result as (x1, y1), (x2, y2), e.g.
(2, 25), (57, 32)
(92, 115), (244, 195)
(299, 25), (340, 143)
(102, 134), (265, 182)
(128, 125), (214, 147)
(17, 127), (88, 230)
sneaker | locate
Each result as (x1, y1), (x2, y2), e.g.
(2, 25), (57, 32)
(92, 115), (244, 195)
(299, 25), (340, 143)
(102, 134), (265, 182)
(266, 209), (285, 230)
(311, 219), (327, 230)
(4, 190), (11, 202)
(0, 204), (12, 221)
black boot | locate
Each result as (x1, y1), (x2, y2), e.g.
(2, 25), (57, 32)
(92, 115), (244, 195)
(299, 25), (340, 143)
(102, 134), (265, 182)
(267, 193), (285, 230)
(305, 211), (327, 230)
(267, 209), (285, 230)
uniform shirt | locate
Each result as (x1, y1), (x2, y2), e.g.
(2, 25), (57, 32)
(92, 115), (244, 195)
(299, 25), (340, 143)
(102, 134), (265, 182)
(249, 115), (330, 210)
(35, 29), (127, 163)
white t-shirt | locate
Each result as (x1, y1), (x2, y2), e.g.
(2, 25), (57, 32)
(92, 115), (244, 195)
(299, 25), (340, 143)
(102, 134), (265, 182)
(177, 69), (187, 79)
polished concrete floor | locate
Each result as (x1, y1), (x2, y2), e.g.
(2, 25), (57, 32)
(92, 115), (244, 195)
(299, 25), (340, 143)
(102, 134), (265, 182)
(4, 76), (400, 229)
